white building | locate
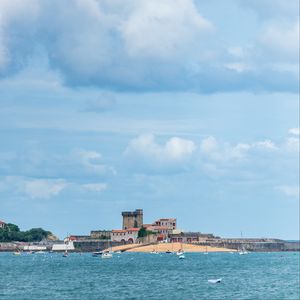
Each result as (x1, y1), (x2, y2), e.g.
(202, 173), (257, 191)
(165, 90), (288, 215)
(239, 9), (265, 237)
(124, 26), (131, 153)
(111, 228), (139, 243)
(52, 239), (75, 251)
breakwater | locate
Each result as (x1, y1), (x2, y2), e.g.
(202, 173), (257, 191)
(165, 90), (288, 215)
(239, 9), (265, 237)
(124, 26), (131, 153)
(197, 238), (300, 252)
(1, 239), (299, 252)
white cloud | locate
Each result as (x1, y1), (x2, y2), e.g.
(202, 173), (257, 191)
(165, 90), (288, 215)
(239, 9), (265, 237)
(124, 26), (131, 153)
(200, 137), (277, 163)
(259, 20), (299, 61)
(224, 62), (252, 73)
(289, 128), (300, 136)
(276, 185), (300, 198)
(82, 183), (107, 192)
(253, 140), (277, 150)
(125, 134), (196, 171)
(285, 137), (300, 153)
(72, 149), (115, 175)
(24, 178), (67, 199)
(121, 0), (212, 59)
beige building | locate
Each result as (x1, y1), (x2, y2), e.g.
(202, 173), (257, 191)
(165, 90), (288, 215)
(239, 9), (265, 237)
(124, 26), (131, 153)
(153, 218), (176, 230)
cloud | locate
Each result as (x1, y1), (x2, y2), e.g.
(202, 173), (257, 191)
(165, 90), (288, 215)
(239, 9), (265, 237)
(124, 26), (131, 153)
(0, 176), (67, 199)
(289, 128), (300, 136)
(200, 136), (277, 162)
(72, 149), (116, 175)
(259, 20), (299, 62)
(121, 0), (212, 60)
(82, 183), (107, 192)
(24, 178), (67, 199)
(0, 0), (298, 93)
(276, 185), (300, 198)
(125, 134), (196, 172)
(285, 137), (300, 153)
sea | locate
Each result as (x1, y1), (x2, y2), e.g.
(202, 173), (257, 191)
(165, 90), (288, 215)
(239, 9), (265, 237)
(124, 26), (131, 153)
(0, 251), (299, 300)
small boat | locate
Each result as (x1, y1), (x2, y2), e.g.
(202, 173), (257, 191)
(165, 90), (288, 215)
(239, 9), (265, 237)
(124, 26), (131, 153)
(150, 251), (159, 254)
(165, 250), (172, 254)
(36, 250), (46, 254)
(62, 250), (68, 257)
(92, 251), (103, 257)
(179, 254), (185, 259)
(176, 251), (184, 256)
(13, 251), (21, 256)
(208, 278), (222, 284)
(101, 252), (113, 259)
(239, 246), (249, 255)
(115, 251), (122, 254)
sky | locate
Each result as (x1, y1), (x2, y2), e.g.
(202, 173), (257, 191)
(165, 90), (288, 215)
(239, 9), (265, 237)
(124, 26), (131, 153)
(0, 0), (299, 239)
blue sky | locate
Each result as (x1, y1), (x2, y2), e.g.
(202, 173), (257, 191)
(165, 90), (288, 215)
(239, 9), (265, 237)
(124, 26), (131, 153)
(0, 0), (299, 239)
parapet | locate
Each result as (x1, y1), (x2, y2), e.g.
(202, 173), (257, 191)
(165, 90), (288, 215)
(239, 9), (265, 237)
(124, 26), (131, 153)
(122, 209), (143, 216)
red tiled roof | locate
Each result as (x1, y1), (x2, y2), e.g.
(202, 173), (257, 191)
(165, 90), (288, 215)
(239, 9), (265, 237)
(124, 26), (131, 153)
(112, 229), (127, 233)
(127, 228), (140, 231)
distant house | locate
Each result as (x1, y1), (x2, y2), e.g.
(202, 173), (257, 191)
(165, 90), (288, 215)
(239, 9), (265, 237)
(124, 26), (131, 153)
(153, 218), (177, 230)
(111, 228), (140, 244)
(0, 220), (6, 229)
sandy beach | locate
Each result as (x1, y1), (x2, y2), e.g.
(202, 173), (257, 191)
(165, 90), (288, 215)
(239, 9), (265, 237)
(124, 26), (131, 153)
(110, 242), (235, 253)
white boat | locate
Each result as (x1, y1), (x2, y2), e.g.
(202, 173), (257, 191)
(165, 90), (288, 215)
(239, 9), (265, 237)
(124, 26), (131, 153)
(62, 250), (68, 257)
(176, 251), (184, 256)
(36, 250), (46, 254)
(208, 278), (222, 284)
(239, 245), (249, 255)
(178, 254), (185, 259)
(101, 252), (113, 259)
(150, 251), (159, 254)
(13, 251), (21, 256)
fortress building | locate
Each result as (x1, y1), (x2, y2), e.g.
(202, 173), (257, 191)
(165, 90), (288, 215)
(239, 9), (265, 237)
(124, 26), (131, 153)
(122, 209), (143, 229)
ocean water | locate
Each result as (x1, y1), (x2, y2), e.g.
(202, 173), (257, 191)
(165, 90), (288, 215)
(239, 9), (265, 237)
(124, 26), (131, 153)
(0, 252), (299, 300)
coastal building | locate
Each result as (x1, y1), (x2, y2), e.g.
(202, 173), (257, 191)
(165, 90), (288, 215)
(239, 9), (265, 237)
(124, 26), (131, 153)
(169, 232), (216, 243)
(52, 237), (75, 251)
(111, 228), (139, 243)
(153, 218), (176, 230)
(122, 209), (143, 229)
(90, 230), (111, 239)
(0, 220), (6, 229)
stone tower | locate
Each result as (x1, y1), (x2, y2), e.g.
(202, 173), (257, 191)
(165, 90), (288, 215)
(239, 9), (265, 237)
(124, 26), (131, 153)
(122, 209), (143, 229)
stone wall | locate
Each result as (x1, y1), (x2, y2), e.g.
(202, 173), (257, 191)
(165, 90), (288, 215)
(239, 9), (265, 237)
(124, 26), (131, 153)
(73, 240), (124, 252)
